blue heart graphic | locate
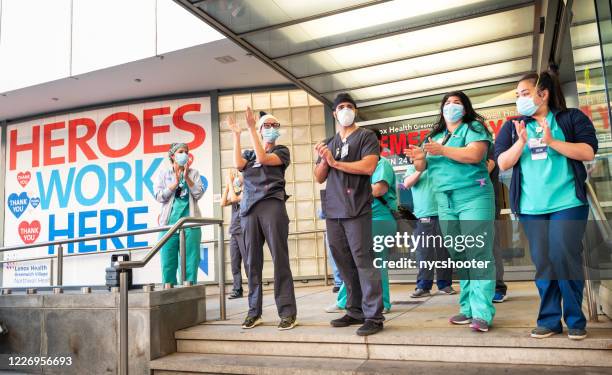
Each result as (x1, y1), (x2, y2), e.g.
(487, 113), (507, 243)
(200, 176), (208, 193)
(7, 192), (30, 219)
(30, 197), (40, 208)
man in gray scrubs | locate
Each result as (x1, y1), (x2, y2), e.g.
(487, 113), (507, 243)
(314, 93), (384, 336)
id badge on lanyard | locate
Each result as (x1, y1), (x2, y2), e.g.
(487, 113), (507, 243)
(340, 141), (349, 159)
(528, 126), (547, 161)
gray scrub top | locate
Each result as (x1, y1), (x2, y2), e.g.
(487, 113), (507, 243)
(240, 145), (290, 216)
(318, 127), (380, 219)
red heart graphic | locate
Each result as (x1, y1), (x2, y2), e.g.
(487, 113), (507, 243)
(17, 171), (31, 188)
(18, 220), (41, 244)
(188, 154), (194, 166)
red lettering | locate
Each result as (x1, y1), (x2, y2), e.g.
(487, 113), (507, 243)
(388, 134), (406, 155)
(173, 104), (206, 149)
(68, 118), (97, 162)
(407, 131), (420, 146)
(595, 106), (610, 129)
(97, 112), (141, 158)
(43, 121), (65, 166)
(10, 125), (40, 170)
(419, 130), (430, 143)
(143, 107), (171, 154)
(488, 120), (504, 136)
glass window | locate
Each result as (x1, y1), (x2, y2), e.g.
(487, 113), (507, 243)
(218, 89), (326, 278)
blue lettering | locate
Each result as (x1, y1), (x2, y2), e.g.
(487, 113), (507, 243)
(127, 206), (148, 248)
(78, 210), (98, 253)
(48, 213), (75, 254)
(135, 158), (162, 200)
(38, 169), (74, 209)
(74, 165), (106, 206)
(108, 162), (133, 204)
(100, 209), (125, 251)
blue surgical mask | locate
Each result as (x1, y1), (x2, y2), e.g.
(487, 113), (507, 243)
(175, 152), (189, 166)
(516, 96), (540, 116)
(262, 128), (280, 143)
(443, 103), (464, 123)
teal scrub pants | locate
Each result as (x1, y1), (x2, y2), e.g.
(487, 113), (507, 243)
(336, 219), (395, 311)
(161, 227), (202, 285)
(435, 184), (496, 325)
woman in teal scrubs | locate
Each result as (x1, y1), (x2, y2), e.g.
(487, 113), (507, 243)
(495, 68), (597, 340)
(406, 91), (496, 332)
(154, 143), (205, 285)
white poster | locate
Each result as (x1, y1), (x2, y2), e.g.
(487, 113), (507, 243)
(3, 97), (215, 286)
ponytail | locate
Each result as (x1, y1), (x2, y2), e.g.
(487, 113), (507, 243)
(519, 64), (567, 111)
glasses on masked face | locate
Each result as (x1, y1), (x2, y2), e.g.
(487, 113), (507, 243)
(262, 123), (280, 129)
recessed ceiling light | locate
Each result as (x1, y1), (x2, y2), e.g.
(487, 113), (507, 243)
(1, 93), (7, 97)
(214, 55), (237, 64)
(51, 97), (59, 101)
(134, 78), (142, 83)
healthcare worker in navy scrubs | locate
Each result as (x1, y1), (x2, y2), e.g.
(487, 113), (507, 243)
(314, 93), (384, 336)
(406, 91), (496, 333)
(495, 68), (597, 340)
(227, 108), (297, 331)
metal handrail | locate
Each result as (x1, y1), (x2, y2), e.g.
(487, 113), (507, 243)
(111, 217), (223, 375)
(584, 182), (611, 322)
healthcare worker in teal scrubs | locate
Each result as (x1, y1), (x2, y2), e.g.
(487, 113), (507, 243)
(406, 91), (496, 332)
(495, 68), (597, 340)
(155, 143), (205, 285)
(331, 129), (395, 313)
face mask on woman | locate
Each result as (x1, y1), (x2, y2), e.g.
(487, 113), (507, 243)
(443, 103), (464, 123)
(336, 108), (355, 127)
(262, 128), (280, 143)
(175, 152), (189, 166)
(516, 95), (540, 116)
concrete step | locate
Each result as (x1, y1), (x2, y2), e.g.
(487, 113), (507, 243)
(150, 353), (612, 375)
(173, 323), (612, 367)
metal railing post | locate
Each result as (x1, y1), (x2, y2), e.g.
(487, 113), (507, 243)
(179, 229), (186, 285)
(218, 223), (226, 320)
(582, 238), (599, 322)
(57, 244), (63, 286)
(119, 270), (128, 375)
(323, 233), (329, 286)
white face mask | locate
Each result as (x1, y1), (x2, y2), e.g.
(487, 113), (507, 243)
(336, 108), (355, 127)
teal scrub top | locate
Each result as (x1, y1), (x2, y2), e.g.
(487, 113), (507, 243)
(168, 180), (190, 225)
(371, 157), (397, 221)
(519, 111), (584, 214)
(426, 121), (492, 193)
(404, 164), (437, 219)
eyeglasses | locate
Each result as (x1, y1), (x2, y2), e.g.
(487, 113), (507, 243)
(262, 123), (281, 129)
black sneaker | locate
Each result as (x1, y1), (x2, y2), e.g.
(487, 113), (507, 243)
(530, 326), (561, 338)
(241, 315), (263, 329)
(332, 286), (340, 293)
(278, 315), (298, 330)
(411, 288), (431, 298)
(568, 328), (587, 340)
(356, 320), (383, 336)
(330, 314), (364, 327)
(228, 289), (243, 299)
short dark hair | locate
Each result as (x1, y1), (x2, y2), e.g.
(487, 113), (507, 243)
(332, 93), (357, 111)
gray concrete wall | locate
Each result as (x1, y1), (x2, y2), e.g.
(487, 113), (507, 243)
(0, 285), (206, 374)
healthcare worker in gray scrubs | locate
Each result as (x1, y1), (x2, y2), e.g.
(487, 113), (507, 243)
(314, 93), (384, 336)
(227, 107), (298, 331)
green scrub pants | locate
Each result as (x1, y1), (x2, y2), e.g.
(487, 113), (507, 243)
(435, 184), (496, 325)
(336, 219), (394, 311)
(161, 228), (202, 285)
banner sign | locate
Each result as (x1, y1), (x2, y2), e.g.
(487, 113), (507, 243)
(3, 98), (215, 286)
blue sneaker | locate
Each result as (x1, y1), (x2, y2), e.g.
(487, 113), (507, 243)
(493, 292), (506, 303)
